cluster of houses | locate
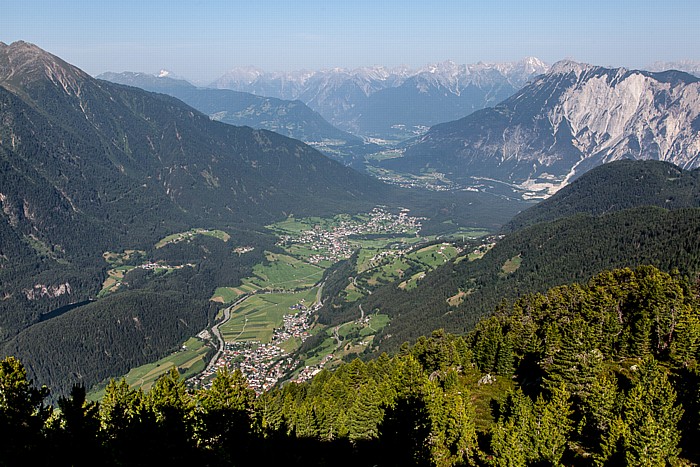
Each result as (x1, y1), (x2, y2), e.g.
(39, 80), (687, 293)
(190, 341), (293, 393)
(292, 354), (335, 384)
(189, 299), (327, 393)
(277, 207), (424, 265)
(271, 302), (314, 346)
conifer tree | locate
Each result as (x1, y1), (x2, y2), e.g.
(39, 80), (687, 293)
(623, 358), (683, 466)
(145, 368), (197, 461)
(532, 384), (573, 465)
(0, 357), (51, 466)
(347, 383), (382, 442)
(596, 357), (683, 466)
(196, 367), (255, 460)
(490, 389), (535, 467)
(51, 384), (103, 466)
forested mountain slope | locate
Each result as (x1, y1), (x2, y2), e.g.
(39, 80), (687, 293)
(97, 71), (378, 166)
(320, 207), (700, 354)
(504, 159), (700, 231)
(0, 41), (527, 397)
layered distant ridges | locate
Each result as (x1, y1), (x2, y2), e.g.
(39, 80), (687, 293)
(211, 58), (550, 138)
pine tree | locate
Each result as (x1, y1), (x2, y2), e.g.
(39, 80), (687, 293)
(145, 368), (197, 462)
(533, 384), (573, 465)
(543, 318), (603, 399)
(622, 358), (683, 466)
(596, 357), (683, 466)
(196, 367), (255, 461)
(490, 389), (535, 467)
(51, 384), (103, 466)
(347, 383), (382, 442)
(0, 356), (51, 466)
(582, 372), (620, 442)
(99, 378), (147, 463)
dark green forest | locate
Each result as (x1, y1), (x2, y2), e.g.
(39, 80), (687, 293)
(504, 160), (700, 232)
(1, 266), (698, 466)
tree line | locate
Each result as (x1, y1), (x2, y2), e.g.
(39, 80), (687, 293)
(1, 265), (698, 466)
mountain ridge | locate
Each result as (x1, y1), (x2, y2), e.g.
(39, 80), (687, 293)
(96, 70), (378, 166)
(211, 58), (549, 138)
(386, 60), (700, 197)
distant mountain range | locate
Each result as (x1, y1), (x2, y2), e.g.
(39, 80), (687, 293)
(97, 71), (378, 167)
(648, 60), (700, 77)
(211, 58), (550, 139)
(386, 60), (700, 197)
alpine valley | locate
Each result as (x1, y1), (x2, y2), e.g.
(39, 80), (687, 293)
(0, 41), (523, 397)
(2, 39), (700, 467)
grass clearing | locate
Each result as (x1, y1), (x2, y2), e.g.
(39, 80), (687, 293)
(98, 266), (135, 297)
(501, 254), (522, 275)
(447, 290), (468, 307)
(155, 228), (230, 249)
(407, 243), (459, 267)
(212, 252), (324, 301)
(210, 286), (246, 303)
(87, 337), (210, 401)
(245, 252), (324, 291)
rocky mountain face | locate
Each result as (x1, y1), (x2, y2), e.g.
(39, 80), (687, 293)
(98, 71), (377, 166)
(388, 61), (700, 198)
(211, 58), (549, 139)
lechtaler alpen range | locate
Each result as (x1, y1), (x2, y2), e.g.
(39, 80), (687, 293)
(389, 60), (700, 197)
(212, 58), (549, 139)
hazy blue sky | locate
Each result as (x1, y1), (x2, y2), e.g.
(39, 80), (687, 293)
(2, 0), (698, 83)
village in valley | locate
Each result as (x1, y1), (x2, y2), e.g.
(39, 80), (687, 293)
(101, 207), (478, 398)
(188, 207), (428, 392)
(189, 298), (327, 393)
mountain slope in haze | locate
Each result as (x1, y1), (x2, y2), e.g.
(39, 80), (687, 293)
(648, 60), (700, 78)
(212, 58), (549, 139)
(504, 159), (700, 231)
(97, 71), (378, 166)
(389, 61), (700, 197)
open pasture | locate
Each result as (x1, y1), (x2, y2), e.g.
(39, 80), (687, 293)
(219, 288), (318, 344)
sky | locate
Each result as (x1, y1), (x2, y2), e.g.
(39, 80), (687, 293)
(2, 0), (699, 84)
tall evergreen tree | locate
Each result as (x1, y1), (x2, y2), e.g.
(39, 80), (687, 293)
(196, 367), (256, 462)
(0, 357), (51, 466)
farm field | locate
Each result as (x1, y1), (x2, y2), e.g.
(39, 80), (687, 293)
(350, 243), (462, 299)
(97, 265), (135, 297)
(210, 252), (324, 302)
(219, 288), (319, 344)
(295, 313), (390, 371)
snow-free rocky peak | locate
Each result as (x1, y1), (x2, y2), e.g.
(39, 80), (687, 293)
(394, 60), (700, 198)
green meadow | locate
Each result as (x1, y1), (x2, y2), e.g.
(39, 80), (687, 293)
(88, 337), (210, 401)
(219, 288), (319, 344)
(155, 228), (230, 249)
